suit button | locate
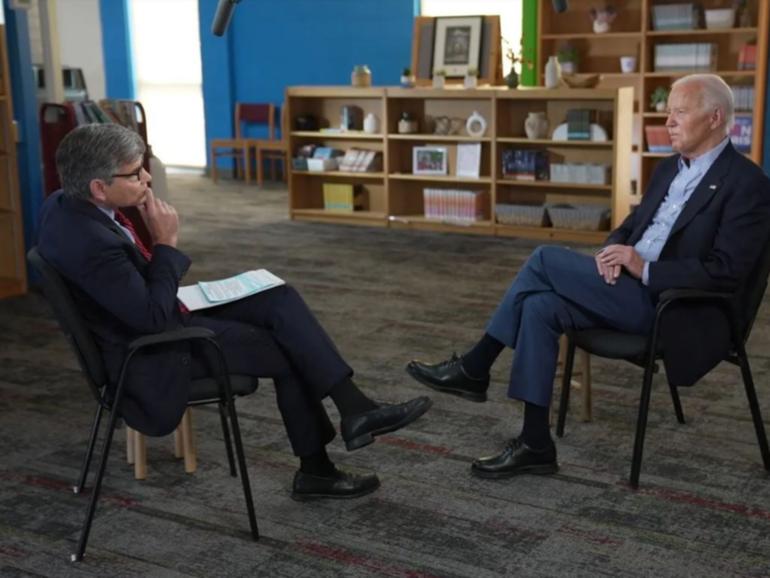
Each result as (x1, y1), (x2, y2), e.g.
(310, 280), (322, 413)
(181, 355), (190, 366)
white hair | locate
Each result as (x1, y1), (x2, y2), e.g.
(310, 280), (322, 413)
(671, 74), (735, 131)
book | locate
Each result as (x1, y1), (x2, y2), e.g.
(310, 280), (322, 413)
(178, 270), (285, 311)
(456, 143), (481, 178)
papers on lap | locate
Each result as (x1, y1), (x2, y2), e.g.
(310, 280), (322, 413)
(177, 269), (285, 311)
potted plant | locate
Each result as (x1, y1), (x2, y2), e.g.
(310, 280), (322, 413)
(464, 67), (478, 89)
(400, 67), (415, 88)
(557, 44), (578, 75)
(432, 69), (446, 89)
(650, 86), (669, 112)
(503, 37), (533, 89)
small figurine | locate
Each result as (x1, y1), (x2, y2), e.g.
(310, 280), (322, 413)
(590, 4), (617, 34)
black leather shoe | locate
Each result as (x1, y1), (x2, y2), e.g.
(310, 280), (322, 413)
(341, 396), (432, 451)
(291, 468), (380, 501)
(406, 353), (489, 402)
(471, 437), (558, 479)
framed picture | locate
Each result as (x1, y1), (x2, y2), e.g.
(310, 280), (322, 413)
(413, 146), (448, 176)
(432, 16), (483, 78)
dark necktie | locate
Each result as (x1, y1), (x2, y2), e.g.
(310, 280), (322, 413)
(115, 210), (189, 314)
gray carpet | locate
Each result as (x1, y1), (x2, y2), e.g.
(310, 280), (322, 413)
(1, 174), (770, 577)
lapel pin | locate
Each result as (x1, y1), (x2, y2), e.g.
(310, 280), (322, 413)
(709, 184), (717, 190)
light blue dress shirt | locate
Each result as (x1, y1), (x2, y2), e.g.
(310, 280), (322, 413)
(634, 137), (730, 284)
(97, 205), (135, 243)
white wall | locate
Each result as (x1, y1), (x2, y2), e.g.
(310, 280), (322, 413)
(27, 0), (106, 100)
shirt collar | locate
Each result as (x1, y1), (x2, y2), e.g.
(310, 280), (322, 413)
(678, 137), (730, 171)
(96, 205), (116, 221)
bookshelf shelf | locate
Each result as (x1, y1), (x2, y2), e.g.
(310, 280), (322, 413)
(287, 86), (634, 241)
(538, 0), (769, 196)
(290, 131), (384, 140)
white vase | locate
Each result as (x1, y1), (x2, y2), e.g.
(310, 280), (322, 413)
(524, 112), (549, 139)
(560, 61), (576, 75)
(433, 75), (445, 89)
(545, 56), (561, 89)
(363, 112), (379, 134)
(464, 75), (477, 89)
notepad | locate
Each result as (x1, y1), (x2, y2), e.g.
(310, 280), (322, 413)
(177, 270), (285, 311)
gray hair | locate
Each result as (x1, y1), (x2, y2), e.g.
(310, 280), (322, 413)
(671, 73), (735, 131)
(56, 123), (146, 200)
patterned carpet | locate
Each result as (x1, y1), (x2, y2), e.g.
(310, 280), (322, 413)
(1, 174), (769, 577)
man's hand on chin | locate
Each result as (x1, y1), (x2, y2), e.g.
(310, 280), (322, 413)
(596, 245), (645, 281)
(136, 188), (179, 247)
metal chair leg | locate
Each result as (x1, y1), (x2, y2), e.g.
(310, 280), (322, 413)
(556, 338), (577, 438)
(736, 345), (770, 470)
(225, 396), (259, 540)
(73, 404), (104, 494)
(219, 402), (236, 477)
(71, 408), (121, 561)
(668, 381), (685, 424)
(630, 361), (656, 489)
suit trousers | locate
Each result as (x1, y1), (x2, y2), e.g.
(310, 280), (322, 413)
(187, 284), (352, 457)
(486, 245), (656, 407)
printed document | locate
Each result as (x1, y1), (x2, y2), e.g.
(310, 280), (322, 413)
(178, 269), (285, 311)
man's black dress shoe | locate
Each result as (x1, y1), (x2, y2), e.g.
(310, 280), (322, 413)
(291, 468), (380, 501)
(406, 353), (489, 402)
(471, 437), (558, 479)
(341, 396), (432, 451)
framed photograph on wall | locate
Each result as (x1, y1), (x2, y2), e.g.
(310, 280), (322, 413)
(432, 16), (483, 78)
(413, 146), (448, 175)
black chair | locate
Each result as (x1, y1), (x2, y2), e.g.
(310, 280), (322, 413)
(27, 248), (260, 561)
(556, 244), (770, 489)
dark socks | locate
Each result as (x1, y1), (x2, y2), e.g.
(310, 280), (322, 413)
(521, 402), (552, 450)
(462, 333), (504, 378)
(329, 377), (379, 418)
(299, 447), (337, 477)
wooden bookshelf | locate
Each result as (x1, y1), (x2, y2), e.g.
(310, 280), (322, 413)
(286, 86), (634, 242)
(0, 26), (26, 300)
(537, 0), (769, 196)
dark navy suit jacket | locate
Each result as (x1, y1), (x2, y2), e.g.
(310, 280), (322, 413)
(606, 142), (770, 385)
(38, 190), (193, 435)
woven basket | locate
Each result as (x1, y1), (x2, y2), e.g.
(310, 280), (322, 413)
(495, 204), (549, 227)
(547, 204), (610, 231)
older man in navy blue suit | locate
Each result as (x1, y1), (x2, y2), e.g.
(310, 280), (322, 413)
(408, 74), (770, 478)
(38, 123), (431, 501)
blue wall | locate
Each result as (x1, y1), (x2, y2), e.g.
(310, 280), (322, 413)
(198, 0), (415, 165)
(99, 0), (135, 99)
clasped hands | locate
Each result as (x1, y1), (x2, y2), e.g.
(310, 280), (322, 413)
(595, 244), (645, 285)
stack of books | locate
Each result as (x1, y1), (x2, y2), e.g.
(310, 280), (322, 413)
(501, 149), (549, 181)
(308, 147), (345, 172)
(423, 188), (488, 225)
(651, 3), (698, 30)
(654, 43), (717, 72)
(730, 85), (755, 111)
(337, 148), (383, 172)
(566, 109), (592, 141)
(644, 125), (673, 153)
(738, 44), (757, 70)
(730, 117), (752, 153)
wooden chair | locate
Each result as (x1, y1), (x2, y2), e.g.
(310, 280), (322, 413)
(256, 104), (288, 186)
(210, 103), (275, 184)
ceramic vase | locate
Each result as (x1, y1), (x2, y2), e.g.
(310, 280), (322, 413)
(545, 55), (561, 89)
(364, 113), (379, 134)
(524, 112), (549, 140)
(505, 68), (519, 89)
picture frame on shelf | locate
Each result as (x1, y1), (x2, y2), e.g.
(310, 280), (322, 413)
(413, 146), (448, 176)
(432, 16), (483, 78)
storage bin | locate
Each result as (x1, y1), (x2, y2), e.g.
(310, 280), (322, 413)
(495, 203), (549, 227)
(546, 204), (610, 231)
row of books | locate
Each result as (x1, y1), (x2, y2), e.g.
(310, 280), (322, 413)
(423, 188), (488, 224)
(731, 85), (755, 111)
(566, 109), (592, 141)
(651, 3), (698, 31)
(338, 148), (383, 172)
(654, 43), (717, 72)
(502, 149), (549, 181)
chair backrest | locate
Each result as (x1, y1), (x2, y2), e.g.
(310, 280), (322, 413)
(27, 248), (108, 403)
(234, 103), (274, 140)
(739, 231), (770, 341)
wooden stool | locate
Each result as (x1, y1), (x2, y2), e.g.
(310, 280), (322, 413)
(554, 335), (592, 423)
(126, 408), (197, 480)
